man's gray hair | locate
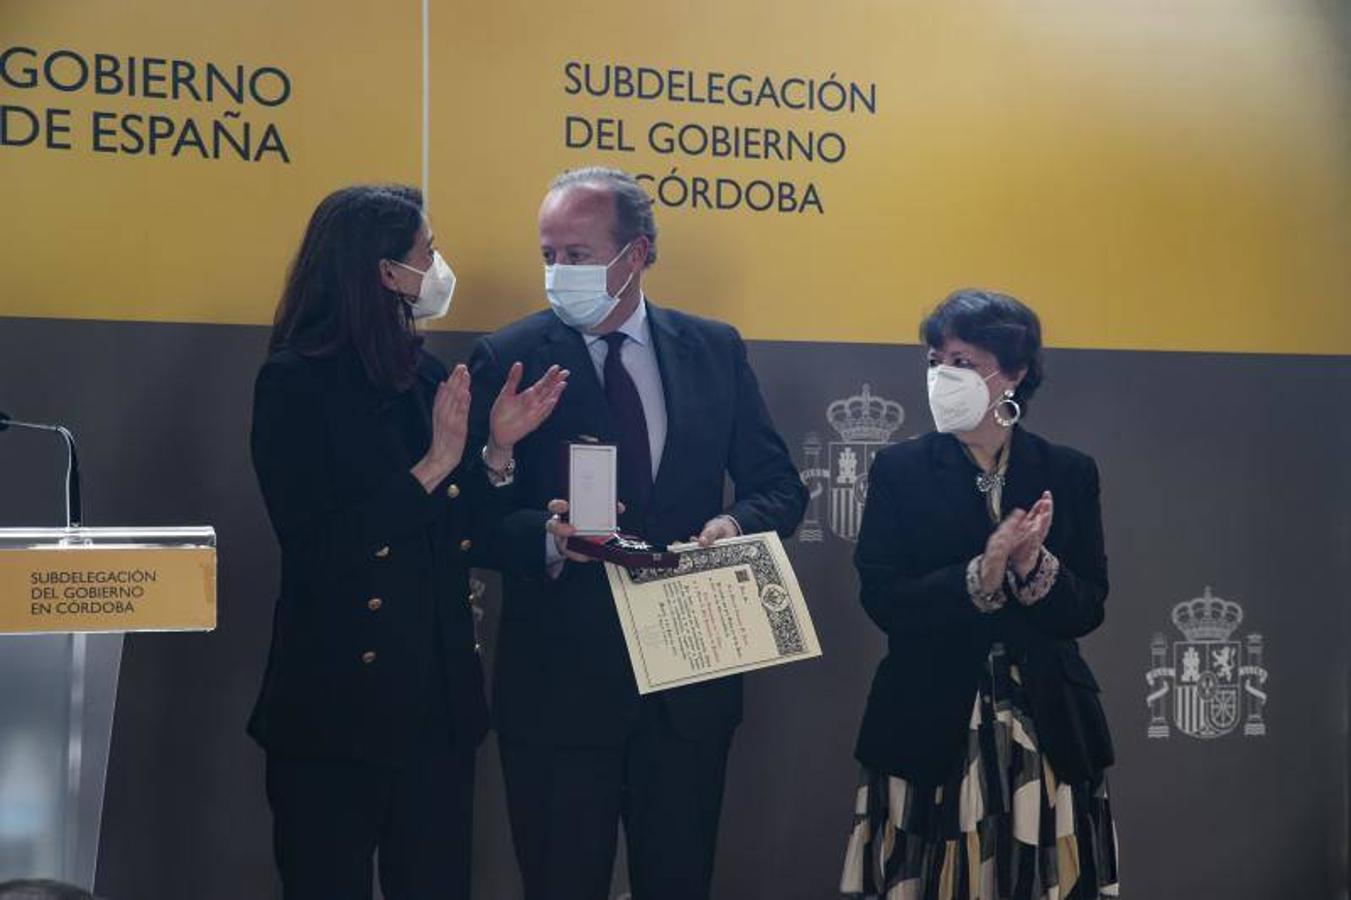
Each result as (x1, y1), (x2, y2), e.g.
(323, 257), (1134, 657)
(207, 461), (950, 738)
(548, 167), (658, 267)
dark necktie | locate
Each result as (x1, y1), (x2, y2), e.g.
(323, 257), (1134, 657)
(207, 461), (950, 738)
(602, 332), (652, 532)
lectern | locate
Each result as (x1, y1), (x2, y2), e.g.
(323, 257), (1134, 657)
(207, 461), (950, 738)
(0, 526), (217, 888)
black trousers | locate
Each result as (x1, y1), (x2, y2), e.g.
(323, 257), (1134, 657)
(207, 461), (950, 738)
(499, 699), (733, 900)
(265, 742), (476, 900)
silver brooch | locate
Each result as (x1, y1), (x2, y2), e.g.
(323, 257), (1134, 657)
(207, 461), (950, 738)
(975, 472), (1005, 494)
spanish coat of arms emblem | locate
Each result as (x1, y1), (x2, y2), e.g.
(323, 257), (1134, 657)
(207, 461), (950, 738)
(1146, 587), (1269, 740)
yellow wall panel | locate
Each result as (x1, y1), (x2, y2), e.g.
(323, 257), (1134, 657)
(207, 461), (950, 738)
(2, 1), (1347, 354)
(427, 1), (1350, 353)
(0, 0), (422, 324)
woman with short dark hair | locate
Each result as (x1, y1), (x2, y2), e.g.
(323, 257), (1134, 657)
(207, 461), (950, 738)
(841, 289), (1119, 899)
(250, 185), (567, 899)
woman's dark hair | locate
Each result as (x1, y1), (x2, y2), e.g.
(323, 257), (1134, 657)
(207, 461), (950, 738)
(269, 184), (425, 391)
(920, 289), (1044, 407)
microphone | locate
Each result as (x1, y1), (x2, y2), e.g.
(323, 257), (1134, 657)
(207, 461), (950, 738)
(0, 411), (83, 527)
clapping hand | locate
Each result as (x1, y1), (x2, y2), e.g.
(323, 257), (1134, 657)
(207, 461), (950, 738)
(413, 365), (472, 491)
(489, 363), (568, 454)
(979, 491), (1054, 590)
(979, 509), (1026, 594)
(1009, 491), (1053, 578)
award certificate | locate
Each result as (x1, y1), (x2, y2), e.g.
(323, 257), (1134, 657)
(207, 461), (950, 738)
(605, 532), (821, 694)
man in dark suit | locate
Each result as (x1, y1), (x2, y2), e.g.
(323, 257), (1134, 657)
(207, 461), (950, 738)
(467, 167), (807, 900)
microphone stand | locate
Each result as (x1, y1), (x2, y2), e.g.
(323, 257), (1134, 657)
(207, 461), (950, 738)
(0, 411), (83, 528)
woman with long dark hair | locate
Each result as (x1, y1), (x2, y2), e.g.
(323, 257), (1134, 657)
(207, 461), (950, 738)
(249, 184), (566, 899)
(841, 290), (1119, 900)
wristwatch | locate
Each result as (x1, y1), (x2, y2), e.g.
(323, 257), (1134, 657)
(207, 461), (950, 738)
(481, 444), (516, 487)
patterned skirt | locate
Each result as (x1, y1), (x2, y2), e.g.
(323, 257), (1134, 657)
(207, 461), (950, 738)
(841, 645), (1119, 900)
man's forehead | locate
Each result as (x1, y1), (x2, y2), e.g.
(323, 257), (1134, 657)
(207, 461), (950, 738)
(541, 183), (615, 224)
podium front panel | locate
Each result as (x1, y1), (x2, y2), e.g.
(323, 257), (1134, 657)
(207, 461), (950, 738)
(0, 527), (214, 888)
(0, 633), (123, 888)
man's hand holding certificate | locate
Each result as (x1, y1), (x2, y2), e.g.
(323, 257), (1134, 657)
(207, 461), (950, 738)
(605, 532), (821, 694)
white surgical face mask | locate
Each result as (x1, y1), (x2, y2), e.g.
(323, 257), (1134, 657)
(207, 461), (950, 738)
(391, 251), (456, 320)
(544, 241), (636, 331)
(927, 364), (999, 433)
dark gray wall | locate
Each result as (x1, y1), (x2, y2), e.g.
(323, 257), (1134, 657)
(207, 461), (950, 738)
(0, 315), (1347, 899)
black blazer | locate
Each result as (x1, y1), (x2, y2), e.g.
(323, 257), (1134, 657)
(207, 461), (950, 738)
(248, 347), (493, 763)
(466, 305), (807, 746)
(853, 427), (1114, 785)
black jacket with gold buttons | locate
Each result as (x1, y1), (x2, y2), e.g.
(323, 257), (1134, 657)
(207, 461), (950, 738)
(247, 346), (495, 763)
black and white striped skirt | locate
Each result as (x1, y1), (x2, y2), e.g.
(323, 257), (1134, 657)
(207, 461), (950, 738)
(841, 645), (1120, 900)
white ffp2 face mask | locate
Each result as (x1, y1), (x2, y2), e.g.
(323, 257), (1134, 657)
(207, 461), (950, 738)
(927, 364), (999, 433)
(544, 242), (636, 330)
(391, 251), (456, 320)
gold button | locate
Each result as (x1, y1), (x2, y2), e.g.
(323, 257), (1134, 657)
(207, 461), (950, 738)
(367, 598), (383, 612)
(360, 651), (377, 664)
(466, 593), (475, 605)
(459, 538), (473, 552)
(374, 546), (390, 559)
(446, 483), (461, 499)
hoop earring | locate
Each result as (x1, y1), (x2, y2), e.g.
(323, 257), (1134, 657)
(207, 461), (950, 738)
(993, 390), (1022, 428)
